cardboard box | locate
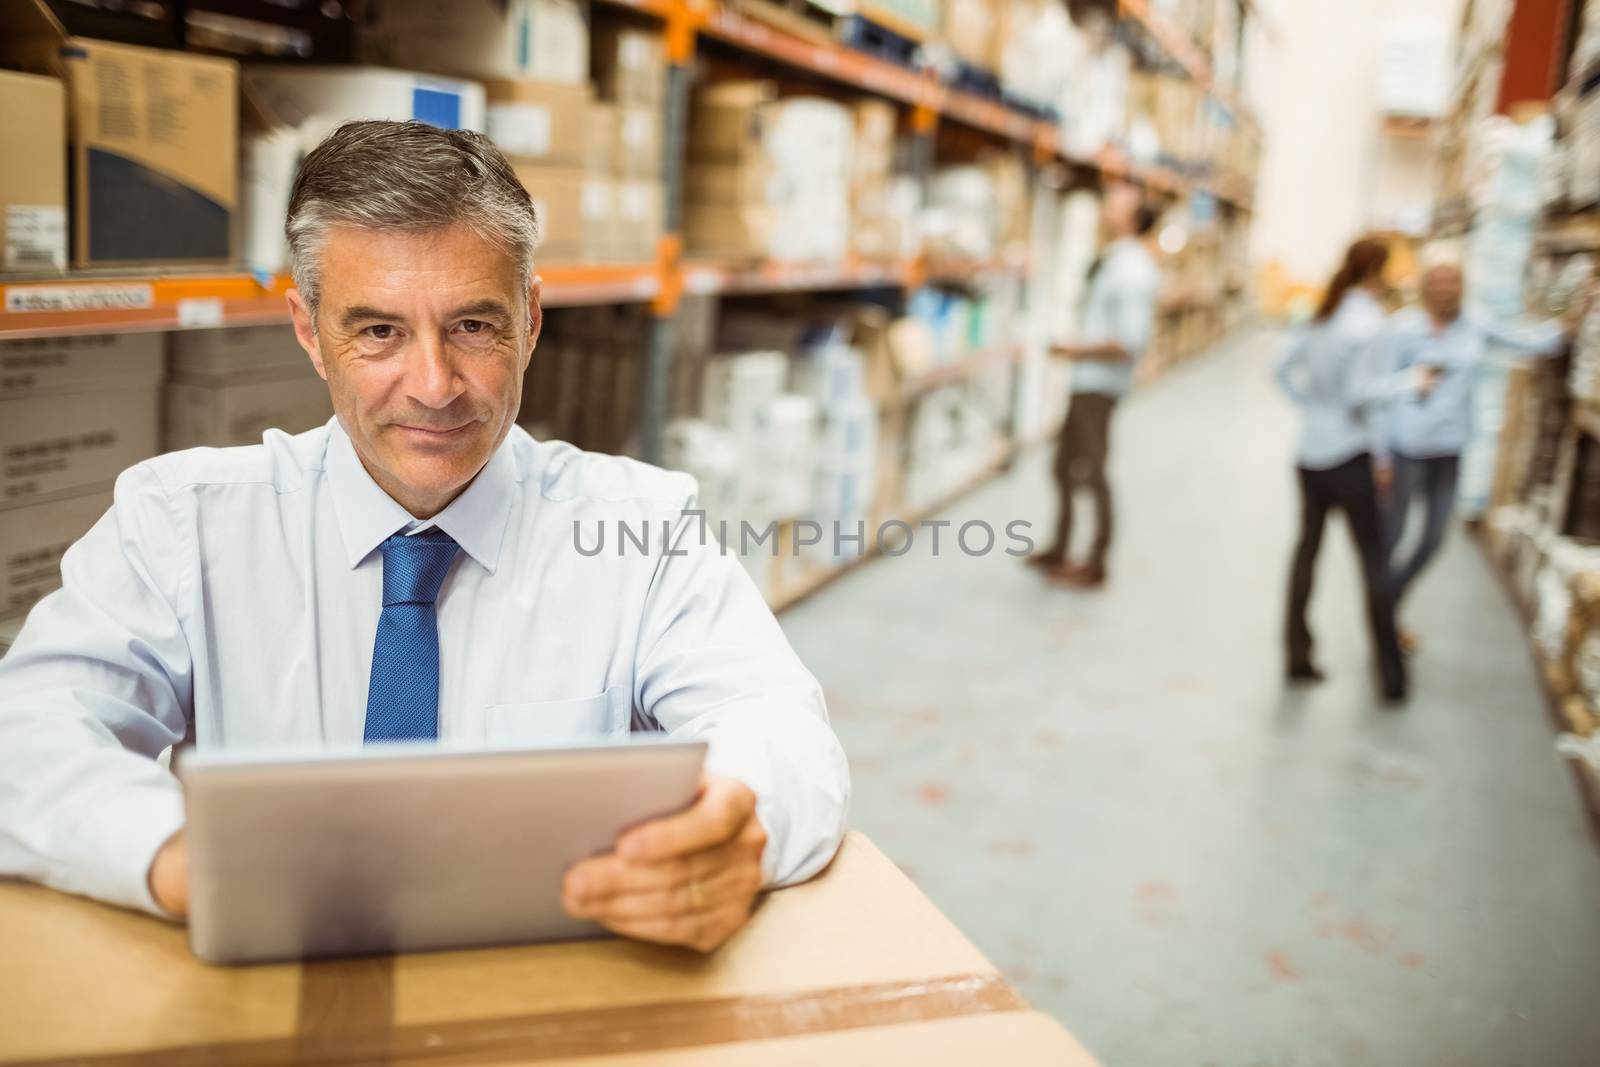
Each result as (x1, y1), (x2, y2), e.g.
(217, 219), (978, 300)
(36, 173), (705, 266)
(0, 834), (1104, 1064)
(614, 107), (663, 178)
(590, 21), (666, 108)
(0, 69), (67, 273)
(688, 80), (776, 163)
(486, 79), (592, 167)
(941, 0), (1000, 71)
(586, 101), (617, 175)
(686, 161), (772, 206)
(363, 0), (589, 84)
(245, 66), (487, 134)
(1, 388), (159, 506)
(579, 176), (614, 261)
(170, 325), (307, 383)
(164, 374), (333, 451)
(0, 333), (164, 399)
(1, 0), (238, 267)
(0, 489), (110, 619)
(612, 180), (663, 262)
(685, 203), (770, 260)
(510, 162), (588, 262)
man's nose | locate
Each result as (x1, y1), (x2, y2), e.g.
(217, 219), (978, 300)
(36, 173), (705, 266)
(405, 334), (465, 410)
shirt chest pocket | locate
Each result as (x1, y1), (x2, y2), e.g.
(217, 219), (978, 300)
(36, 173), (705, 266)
(483, 684), (630, 745)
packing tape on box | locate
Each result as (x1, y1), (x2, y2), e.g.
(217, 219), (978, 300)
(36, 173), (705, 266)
(19, 970), (1025, 1065)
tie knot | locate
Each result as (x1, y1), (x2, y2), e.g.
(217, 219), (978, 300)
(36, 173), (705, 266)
(379, 529), (460, 607)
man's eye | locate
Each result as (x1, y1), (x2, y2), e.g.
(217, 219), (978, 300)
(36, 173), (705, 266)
(363, 325), (397, 341)
(460, 320), (488, 334)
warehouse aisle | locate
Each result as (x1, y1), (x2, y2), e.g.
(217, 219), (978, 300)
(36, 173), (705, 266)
(780, 328), (1600, 1067)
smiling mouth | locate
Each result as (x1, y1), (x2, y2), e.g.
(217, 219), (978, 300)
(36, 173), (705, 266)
(395, 423), (474, 437)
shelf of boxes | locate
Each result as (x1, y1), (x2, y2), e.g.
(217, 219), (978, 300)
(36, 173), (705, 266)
(0, 264), (662, 341)
(0, 0), (1262, 627)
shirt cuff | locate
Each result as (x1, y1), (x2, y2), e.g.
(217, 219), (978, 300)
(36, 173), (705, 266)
(69, 781), (186, 919)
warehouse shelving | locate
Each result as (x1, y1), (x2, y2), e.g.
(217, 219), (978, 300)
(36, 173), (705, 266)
(0, 0), (1262, 623)
(0, 264), (662, 341)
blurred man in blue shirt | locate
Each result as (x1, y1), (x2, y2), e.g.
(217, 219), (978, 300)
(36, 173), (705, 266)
(1381, 264), (1577, 633)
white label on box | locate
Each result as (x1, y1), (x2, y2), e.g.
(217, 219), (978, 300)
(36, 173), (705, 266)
(177, 298), (225, 329)
(581, 181), (610, 219)
(488, 104), (553, 158)
(621, 111), (653, 147)
(620, 35), (650, 70)
(4, 284), (153, 314)
(620, 186), (652, 220)
(4, 206), (66, 272)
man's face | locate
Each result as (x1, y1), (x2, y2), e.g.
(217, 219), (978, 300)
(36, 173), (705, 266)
(1421, 266), (1463, 323)
(288, 223), (540, 518)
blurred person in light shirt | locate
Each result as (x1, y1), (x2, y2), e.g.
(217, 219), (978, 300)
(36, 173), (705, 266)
(1378, 262), (1588, 648)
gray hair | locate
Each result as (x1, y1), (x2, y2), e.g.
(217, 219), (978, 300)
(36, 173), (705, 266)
(286, 120), (539, 320)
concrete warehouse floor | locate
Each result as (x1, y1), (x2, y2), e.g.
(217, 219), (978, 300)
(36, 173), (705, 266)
(779, 328), (1600, 1067)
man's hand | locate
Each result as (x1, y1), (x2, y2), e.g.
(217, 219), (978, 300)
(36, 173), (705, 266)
(562, 776), (767, 953)
(148, 830), (188, 919)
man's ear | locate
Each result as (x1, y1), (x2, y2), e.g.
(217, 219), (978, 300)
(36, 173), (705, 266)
(286, 289), (328, 382)
(525, 275), (544, 372)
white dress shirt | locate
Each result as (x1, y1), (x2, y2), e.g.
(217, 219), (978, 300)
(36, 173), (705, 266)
(0, 419), (849, 916)
(1274, 290), (1402, 470)
(1070, 237), (1162, 398)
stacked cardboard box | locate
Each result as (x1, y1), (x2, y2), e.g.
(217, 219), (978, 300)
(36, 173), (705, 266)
(849, 100), (904, 263)
(587, 22), (666, 263)
(0, 333), (166, 617)
(492, 78), (593, 263)
(164, 326), (332, 451)
(686, 83), (853, 264)
(939, 0), (1002, 72)
(363, 0), (590, 85)
(3, 0), (238, 268)
(0, 69), (67, 273)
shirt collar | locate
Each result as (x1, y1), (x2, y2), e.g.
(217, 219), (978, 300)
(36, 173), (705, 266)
(325, 418), (517, 574)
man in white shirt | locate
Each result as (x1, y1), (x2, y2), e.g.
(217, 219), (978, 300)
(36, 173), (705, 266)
(0, 121), (849, 953)
(1030, 186), (1162, 589)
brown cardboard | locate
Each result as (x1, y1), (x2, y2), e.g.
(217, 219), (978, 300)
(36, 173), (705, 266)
(612, 179), (664, 263)
(0, 332), (164, 399)
(684, 202), (771, 259)
(580, 176), (616, 262)
(164, 374), (334, 451)
(587, 100), (617, 175)
(169, 324), (308, 383)
(0, 0), (238, 267)
(0, 489), (111, 619)
(486, 79), (592, 167)
(614, 106), (664, 178)
(511, 161), (588, 263)
(685, 161), (772, 206)
(591, 22), (667, 108)
(0, 68), (67, 273)
(0, 386), (159, 506)
(0, 834), (1103, 1065)
(688, 81), (776, 163)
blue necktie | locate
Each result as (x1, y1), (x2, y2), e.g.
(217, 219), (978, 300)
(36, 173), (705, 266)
(364, 528), (460, 743)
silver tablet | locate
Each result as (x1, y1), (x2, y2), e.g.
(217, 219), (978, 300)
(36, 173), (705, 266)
(177, 739), (707, 964)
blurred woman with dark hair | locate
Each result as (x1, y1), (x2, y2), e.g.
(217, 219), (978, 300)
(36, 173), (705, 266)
(1275, 237), (1408, 703)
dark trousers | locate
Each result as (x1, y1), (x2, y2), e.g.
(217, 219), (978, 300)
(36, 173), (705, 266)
(1383, 452), (1461, 606)
(1044, 392), (1117, 571)
(1286, 454), (1407, 694)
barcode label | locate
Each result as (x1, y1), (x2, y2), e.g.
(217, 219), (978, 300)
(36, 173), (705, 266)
(4, 283), (154, 313)
(5, 206), (66, 273)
